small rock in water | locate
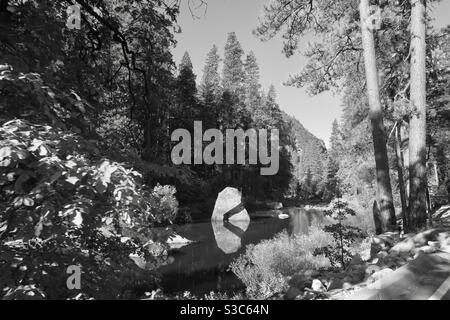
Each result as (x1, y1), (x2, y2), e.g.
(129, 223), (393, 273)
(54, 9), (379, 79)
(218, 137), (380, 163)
(167, 234), (193, 249)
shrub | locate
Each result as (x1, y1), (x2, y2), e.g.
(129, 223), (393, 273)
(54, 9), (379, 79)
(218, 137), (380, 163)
(0, 119), (178, 299)
(314, 198), (366, 269)
(230, 227), (332, 299)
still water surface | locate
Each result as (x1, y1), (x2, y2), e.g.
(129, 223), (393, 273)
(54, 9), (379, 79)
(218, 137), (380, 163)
(156, 207), (323, 295)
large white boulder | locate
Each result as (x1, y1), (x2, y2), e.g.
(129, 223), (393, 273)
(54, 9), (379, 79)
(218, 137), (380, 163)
(211, 187), (250, 222)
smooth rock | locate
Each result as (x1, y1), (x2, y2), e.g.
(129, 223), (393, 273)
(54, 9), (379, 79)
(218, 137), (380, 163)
(342, 282), (353, 290)
(278, 213), (289, 219)
(390, 238), (415, 255)
(412, 229), (441, 247)
(440, 245), (450, 254)
(211, 187), (250, 222)
(166, 233), (193, 249)
(311, 279), (326, 292)
(365, 265), (381, 276)
(413, 245), (437, 255)
(427, 240), (440, 248)
(367, 268), (394, 283)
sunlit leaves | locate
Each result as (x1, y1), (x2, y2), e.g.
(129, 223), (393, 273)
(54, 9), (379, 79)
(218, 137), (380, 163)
(12, 196), (34, 208)
(0, 119), (177, 239)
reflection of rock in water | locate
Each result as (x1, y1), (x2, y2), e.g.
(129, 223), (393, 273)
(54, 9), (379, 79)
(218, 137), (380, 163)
(211, 220), (249, 254)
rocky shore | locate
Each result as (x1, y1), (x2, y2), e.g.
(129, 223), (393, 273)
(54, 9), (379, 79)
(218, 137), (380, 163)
(283, 205), (450, 300)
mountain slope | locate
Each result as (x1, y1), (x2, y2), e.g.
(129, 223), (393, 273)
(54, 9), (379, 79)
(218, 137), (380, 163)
(282, 111), (327, 188)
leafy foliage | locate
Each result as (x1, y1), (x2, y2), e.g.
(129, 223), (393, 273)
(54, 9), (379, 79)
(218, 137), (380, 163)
(314, 198), (366, 269)
(0, 117), (178, 298)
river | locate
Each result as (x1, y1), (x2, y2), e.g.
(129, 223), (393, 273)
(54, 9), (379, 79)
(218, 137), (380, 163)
(155, 207), (324, 295)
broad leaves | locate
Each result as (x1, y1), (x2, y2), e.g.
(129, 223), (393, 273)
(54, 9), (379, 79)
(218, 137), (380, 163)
(0, 119), (178, 299)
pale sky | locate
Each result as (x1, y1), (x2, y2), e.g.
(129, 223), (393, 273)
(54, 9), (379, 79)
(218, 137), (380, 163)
(172, 0), (450, 147)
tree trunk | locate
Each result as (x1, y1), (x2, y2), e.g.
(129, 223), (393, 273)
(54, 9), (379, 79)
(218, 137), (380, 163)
(408, 0), (427, 229)
(395, 123), (408, 230)
(360, 0), (397, 233)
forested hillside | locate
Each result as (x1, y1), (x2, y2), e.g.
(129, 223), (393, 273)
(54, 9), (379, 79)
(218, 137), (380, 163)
(282, 112), (327, 201)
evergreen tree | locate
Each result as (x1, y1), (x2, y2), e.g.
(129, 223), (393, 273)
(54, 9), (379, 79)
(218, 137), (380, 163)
(199, 45), (222, 128)
(222, 32), (245, 98)
(173, 52), (200, 131)
(324, 120), (342, 200)
(408, 0), (428, 229)
(267, 85), (277, 101)
(199, 45), (221, 105)
(244, 51), (262, 112)
(254, 85), (283, 129)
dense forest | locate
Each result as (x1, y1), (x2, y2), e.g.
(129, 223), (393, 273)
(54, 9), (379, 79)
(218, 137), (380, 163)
(0, 0), (449, 300)
(0, 0), (328, 299)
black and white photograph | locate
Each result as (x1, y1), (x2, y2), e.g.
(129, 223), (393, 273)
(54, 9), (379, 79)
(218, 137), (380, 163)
(0, 0), (450, 306)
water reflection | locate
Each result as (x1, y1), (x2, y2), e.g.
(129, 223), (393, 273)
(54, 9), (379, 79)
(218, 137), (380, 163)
(157, 207), (324, 295)
(286, 207), (325, 236)
(211, 219), (250, 254)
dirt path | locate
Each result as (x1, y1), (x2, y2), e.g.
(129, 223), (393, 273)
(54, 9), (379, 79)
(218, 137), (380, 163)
(342, 252), (450, 300)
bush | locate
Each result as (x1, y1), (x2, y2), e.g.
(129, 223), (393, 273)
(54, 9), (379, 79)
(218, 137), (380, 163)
(0, 119), (178, 299)
(339, 196), (376, 236)
(230, 227), (332, 299)
(313, 198), (366, 269)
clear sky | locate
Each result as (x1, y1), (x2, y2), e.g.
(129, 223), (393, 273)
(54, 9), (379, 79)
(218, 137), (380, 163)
(172, 0), (450, 147)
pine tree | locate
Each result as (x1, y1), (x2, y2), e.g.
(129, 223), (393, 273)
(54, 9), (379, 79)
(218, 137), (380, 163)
(255, 85), (282, 129)
(199, 45), (221, 128)
(324, 120), (342, 200)
(359, 0), (397, 233)
(177, 52), (197, 106)
(199, 45), (221, 105)
(408, 0), (428, 229)
(267, 85), (277, 101)
(244, 51), (262, 112)
(329, 120), (342, 158)
(173, 52), (199, 131)
(222, 32), (245, 98)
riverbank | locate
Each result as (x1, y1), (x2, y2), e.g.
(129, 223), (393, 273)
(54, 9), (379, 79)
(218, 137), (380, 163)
(275, 205), (450, 300)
